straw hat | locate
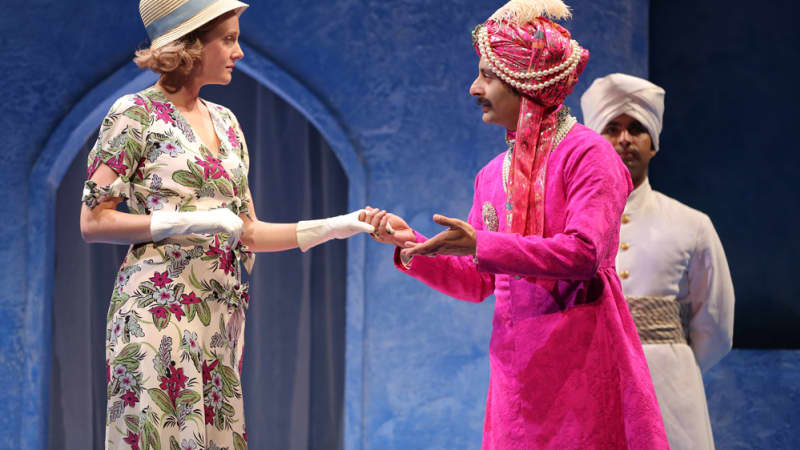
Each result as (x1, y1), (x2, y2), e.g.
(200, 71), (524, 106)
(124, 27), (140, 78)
(140, 0), (249, 49)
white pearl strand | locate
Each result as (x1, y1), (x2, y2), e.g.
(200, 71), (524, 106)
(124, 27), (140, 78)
(502, 108), (577, 192)
(478, 26), (581, 92)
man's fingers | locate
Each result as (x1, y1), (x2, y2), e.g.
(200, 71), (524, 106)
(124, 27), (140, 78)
(432, 213), (449, 224)
(432, 214), (463, 230)
(404, 237), (443, 256)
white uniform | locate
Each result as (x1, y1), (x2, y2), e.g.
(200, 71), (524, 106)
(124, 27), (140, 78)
(616, 178), (735, 450)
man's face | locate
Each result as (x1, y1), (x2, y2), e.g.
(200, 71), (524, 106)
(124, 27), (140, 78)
(469, 57), (521, 130)
(601, 113), (656, 186)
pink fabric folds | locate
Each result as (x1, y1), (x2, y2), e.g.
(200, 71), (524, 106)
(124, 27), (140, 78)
(396, 126), (669, 449)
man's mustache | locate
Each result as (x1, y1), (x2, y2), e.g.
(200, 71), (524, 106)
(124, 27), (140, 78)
(476, 97), (492, 108)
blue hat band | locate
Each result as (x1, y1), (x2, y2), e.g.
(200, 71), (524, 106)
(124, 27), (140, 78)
(145, 0), (219, 42)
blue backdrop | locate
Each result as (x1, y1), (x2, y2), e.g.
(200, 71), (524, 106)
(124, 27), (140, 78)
(1, 0), (798, 448)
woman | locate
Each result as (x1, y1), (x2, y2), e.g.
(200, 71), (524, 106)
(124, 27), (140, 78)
(79, 1), (372, 448)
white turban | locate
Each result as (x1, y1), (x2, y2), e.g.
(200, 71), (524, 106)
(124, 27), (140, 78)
(580, 73), (665, 150)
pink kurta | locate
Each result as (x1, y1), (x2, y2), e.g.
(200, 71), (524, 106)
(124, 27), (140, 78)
(396, 124), (669, 449)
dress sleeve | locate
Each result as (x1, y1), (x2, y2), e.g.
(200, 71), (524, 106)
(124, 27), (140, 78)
(393, 170), (496, 303)
(82, 96), (149, 209)
(686, 215), (735, 373)
(474, 137), (631, 280)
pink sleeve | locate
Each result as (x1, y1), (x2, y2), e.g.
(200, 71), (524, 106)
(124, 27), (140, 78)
(475, 139), (631, 280)
(393, 172), (495, 303)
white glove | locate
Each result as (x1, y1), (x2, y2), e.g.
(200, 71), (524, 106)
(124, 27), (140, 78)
(150, 208), (243, 244)
(296, 209), (375, 252)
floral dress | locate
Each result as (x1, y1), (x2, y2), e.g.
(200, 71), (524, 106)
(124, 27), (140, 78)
(83, 86), (255, 450)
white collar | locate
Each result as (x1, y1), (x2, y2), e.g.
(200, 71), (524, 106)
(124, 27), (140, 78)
(625, 177), (652, 213)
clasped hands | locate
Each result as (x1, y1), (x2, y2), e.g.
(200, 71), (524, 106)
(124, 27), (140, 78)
(360, 206), (477, 258)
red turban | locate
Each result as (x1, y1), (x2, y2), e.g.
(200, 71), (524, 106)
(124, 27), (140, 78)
(473, 4), (589, 237)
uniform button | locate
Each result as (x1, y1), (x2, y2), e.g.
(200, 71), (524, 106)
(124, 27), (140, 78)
(621, 215), (631, 224)
(620, 242), (630, 251)
(619, 270), (630, 280)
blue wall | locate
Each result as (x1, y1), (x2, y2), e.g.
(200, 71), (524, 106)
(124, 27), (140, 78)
(2, 0), (797, 448)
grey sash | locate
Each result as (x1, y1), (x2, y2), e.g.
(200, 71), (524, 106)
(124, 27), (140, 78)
(625, 296), (691, 345)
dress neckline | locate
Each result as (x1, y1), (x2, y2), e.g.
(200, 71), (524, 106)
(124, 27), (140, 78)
(146, 86), (228, 159)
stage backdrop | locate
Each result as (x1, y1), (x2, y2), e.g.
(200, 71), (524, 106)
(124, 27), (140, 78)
(1, 0), (797, 449)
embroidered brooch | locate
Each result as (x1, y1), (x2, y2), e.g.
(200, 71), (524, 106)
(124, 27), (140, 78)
(482, 202), (499, 232)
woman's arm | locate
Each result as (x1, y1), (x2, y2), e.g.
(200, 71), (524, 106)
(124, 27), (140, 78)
(238, 191), (372, 253)
(238, 193), (299, 252)
(80, 164), (152, 245)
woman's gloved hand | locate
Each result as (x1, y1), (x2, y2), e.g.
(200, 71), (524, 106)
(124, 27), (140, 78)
(296, 210), (375, 252)
(150, 208), (243, 244)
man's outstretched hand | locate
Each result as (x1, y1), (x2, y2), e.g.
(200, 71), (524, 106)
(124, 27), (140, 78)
(401, 214), (476, 258)
(360, 207), (417, 247)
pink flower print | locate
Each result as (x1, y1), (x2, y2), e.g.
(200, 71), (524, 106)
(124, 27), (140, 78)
(211, 372), (223, 391)
(204, 404), (216, 425)
(121, 390), (139, 408)
(113, 364), (128, 379)
(163, 142), (183, 157)
(151, 101), (175, 124)
(164, 245), (189, 265)
(106, 360), (111, 385)
(180, 439), (198, 450)
(205, 236), (235, 275)
(202, 359), (219, 385)
(180, 292), (202, 305)
(159, 367), (188, 407)
(208, 386), (223, 409)
(133, 97), (151, 113)
(146, 194), (164, 211)
(105, 152), (128, 175)
(153, 287), (174, 305)
(194, 155), (229, 180)
(183, 330), (201, 356)
(149, 306), (168, 320)
(149, 271), (172, 288)
(123, 431), (140, 450)
(135, 156), (147, 181)
(220, 254), (235, 275)
(110, 318), (125, 343)
(119, 373), (136, 391)
(168, 304), (185, 321)
(87, 155), (102, 178)
(226, 126), (239, 147)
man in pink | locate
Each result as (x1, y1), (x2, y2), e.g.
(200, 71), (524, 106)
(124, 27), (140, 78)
(364, 0), (669, 448)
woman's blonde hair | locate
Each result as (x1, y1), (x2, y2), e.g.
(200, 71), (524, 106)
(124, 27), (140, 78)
(133, 11), (235, 93)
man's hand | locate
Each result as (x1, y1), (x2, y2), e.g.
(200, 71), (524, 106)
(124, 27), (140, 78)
(360, 206), (417, 247)
(401, 214), (476, 258)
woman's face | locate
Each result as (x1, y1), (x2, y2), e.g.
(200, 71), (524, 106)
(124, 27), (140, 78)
(197, 14), (244, 86)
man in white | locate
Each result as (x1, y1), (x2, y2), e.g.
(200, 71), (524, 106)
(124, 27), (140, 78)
(580, 73), (735, 450)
